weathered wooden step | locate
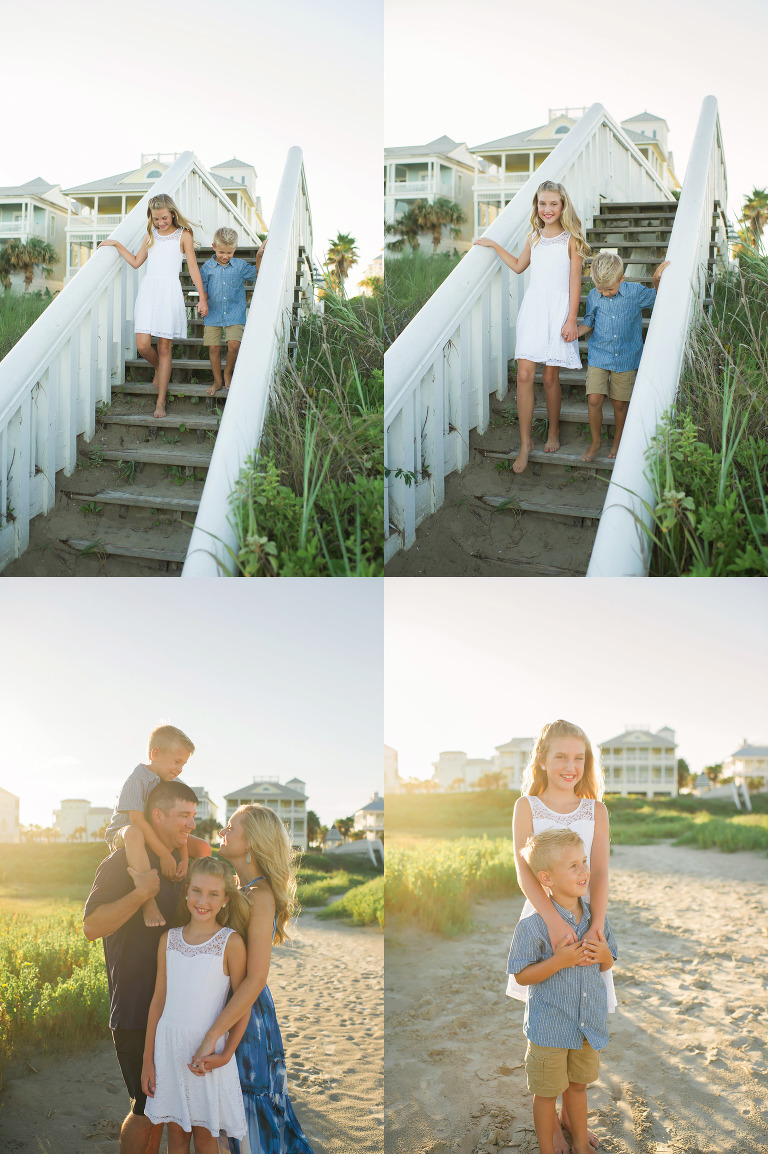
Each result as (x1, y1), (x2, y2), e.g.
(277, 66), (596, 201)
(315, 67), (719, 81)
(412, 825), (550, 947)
(63, 489), (201, 513)
(63, 537), (189, 564)
(114, 381), (226, 400)
(90, 446), (212, 468)
(482, 446), (615, 471)
(98, 413), (219, 431)
(125, 358), (221, 373)
(478, 494), (604, 521)
(532, 402), (614, 425)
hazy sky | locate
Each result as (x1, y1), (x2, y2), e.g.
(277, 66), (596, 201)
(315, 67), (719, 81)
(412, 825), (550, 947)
(385, 0), (766, 228)
(385, 579), (768, 781)
(0, 580), (383, 829)
(0, 0), (382, 291)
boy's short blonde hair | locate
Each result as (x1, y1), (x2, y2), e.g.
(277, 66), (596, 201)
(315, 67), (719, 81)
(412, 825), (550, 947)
(148, 724), (195, 757)
(590, 251), (624, 290)
(212, 227), (238, 248)
(522, 829), (585, 878)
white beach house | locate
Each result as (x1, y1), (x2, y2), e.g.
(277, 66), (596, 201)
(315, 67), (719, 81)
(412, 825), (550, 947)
(354, 792), (384, 840)
(0, 178), (70, 291)
(432, 737), (534, 792)
(384, 744), (403, 793)
(224, 777), (308, 851)
(384, 135), (477, 252)
(0, 786), (20, 843)
(722, 743), (768, 788)
(598, 727), (678, 799)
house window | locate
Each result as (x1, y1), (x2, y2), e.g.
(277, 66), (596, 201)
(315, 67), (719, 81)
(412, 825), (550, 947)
(554, 126), (569, 134)
(638, 767), (649, 782)
(613, 766), (623, 780)
(146, 169), (162, 179)
(612, 748), (623, 757)
(652, 748), (661, 755)
(49, 217), (56, 238)
(652, 767), (662, 781)
(457, 174), (462, 196)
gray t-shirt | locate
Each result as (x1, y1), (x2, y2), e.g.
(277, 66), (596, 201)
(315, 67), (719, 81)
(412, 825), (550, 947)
(104, 763), (162, 844)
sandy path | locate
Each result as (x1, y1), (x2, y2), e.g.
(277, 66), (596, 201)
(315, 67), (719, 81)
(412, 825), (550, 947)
(385, 843), (768, 1154)
(0, 912), (382, 1154)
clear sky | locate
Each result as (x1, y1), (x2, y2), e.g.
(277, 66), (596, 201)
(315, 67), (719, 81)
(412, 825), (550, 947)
(385, 0), (766, 230)
(0, 580), (383, 830)
(385, 579), (768, 781)
(0, 0), (382, 292)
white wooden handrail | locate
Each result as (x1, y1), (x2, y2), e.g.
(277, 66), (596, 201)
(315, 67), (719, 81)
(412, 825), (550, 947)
(181, 147), (313, 577)
(384, 103), (674, 561)
(587, 96), (728, 576)
(0, 151), (260, 569)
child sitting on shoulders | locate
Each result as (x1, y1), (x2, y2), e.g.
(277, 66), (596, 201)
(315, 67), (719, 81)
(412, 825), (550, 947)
(507, 828), (617, 1154)
(200, 227), (265, 396)
(577, 251), (670, 463)
(104, 724), (211, 927)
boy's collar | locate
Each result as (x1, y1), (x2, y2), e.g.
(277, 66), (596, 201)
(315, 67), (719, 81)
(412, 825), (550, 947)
(550, 895), (590, 925)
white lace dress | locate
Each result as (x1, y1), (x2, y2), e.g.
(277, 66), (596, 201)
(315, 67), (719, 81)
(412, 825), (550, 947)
(134, 226), (188, 340)
(145, 926), (247, 1139)
(514, 229), (581, 368)
(506, 794), (617, 1011)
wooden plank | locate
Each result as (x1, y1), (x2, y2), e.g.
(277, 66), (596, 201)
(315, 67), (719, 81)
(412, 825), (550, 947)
(532, 402), (614, 424)
(98, 413), (219, 431)
(125, 358), (219, 372)
(95, 447), (212, 467)
(478, 494), (604, 520)
(471, 553), (586, 577)
(113, 382), (226, 399)
(481, 447), (615, 471)
(63, 490), (200, 513)
(63, 538), (188, 563)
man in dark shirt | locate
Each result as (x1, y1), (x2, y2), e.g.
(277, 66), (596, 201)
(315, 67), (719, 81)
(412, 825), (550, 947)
(83, 779), (199, 1154)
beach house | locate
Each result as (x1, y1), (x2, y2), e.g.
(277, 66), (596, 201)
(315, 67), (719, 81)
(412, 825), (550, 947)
(0, 787), (20, 843)
(224, 777), (308, 851)
(53, 798), (113, 841)
(432, 736), (533, 792)
(183, 785), (219, 824)
(354, 792), (384, 841)
(64, 154), (267, 281)
(598, 727), (678, 798)
(0, 178), (70, 291)
(384, 136), (477, 252)
(385, 745), (404, 793)
(722, 743), (768, 789)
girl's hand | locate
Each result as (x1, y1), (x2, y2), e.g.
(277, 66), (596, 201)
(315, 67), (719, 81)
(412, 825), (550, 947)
(561, 320), (579, 342)
(190, 1033), (218, 1068)
(197, 299), (208, 318)
(98, 240), (118, 249)
(473, 237), (494, 247)
(141, 1059), (156, 1097)
(188, 1054), (228, 1076)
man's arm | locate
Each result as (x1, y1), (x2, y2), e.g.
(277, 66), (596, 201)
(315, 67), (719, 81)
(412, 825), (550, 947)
(83, 866), (159, 941)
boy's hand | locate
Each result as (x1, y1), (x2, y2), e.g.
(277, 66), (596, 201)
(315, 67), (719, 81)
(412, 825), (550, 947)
(159, 852), (178, 881)
(581, 927), (613, 966)
(653, 260), (670, 288)
(175, 854), (189, 881)
(197, 300), (208, 318)
(141, 1059), (155, 1097)
(553, 935), (585, 970)
(561, 320), (579, 342)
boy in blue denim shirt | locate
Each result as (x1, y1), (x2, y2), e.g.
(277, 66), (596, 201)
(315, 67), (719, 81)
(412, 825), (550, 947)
(507, 829), (618, 1154)
(200, 228), (265, 395)
(577, 251), (669, 462)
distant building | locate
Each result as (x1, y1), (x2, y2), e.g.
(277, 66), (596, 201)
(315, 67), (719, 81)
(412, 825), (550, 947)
(183, 786), (218, 824)
(52, 798), (113, 842)
(324, 825), (344, 849)
(354, 792), (384, 840)
(723, 743), (768, 788)
(0, 177), (70, 291)
(224, 777), (308, 851)
(384, 745), (403, 793)
(0, 787), (20, 843)
(598, 726), (678, 798)
(432, 737), (533, 791)
(384, 135), (477, 253)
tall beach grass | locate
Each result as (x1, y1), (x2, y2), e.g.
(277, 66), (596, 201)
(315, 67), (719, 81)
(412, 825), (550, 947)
(0, 290), (54, 361)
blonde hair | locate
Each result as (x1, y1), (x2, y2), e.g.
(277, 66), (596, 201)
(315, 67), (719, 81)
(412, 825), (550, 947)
(589, 251), (624, 290)
(148, 724), (195, 758)
(522, 828), (585, 877)
(177, 857), (251, 942)
(529, 181), (590, 257)
(521, 719), (603, 800)
(235, 804), (299, 945)
(213, 227), (238, 248)
(145, 194), (194, 249)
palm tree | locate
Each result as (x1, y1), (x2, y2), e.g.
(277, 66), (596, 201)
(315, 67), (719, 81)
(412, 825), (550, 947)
(384, 205), (424, 253)
(0, 237), (58, 292)
(325, 232), (359, 294)
(412, 198), (467, 252)
(741, 187), (768, 250)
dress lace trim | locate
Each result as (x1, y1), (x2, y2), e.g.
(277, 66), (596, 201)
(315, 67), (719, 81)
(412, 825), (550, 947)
(153, 227), (183, 241)
(168, 925), (229, 957)
(527, 795), (594, 824)
(537, 230), (570, 246)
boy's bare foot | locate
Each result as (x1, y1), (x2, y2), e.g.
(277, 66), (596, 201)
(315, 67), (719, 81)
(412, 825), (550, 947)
(142, 898), (166, 928)
(608, 440), (622, 459)
(206, 382), (221, 396)
(560, 1108), (599, 1150)
(544, 436), (560, 453)
(552, 1120), (570, 1154)
(581, 441), (602, 462)
(512, 442), (532, 474)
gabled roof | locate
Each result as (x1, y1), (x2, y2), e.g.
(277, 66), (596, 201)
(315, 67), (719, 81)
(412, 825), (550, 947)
(600, 729), (676, 748)
(357, 796), (384, 813)
(729, 744), (768, 758)
(623, 129), (665, 150)
(0, 177), (58, 196)
(622, 111), (668, 126)
(212, 158), (253, 169)
(64, 169), (150, 194)
(225, 780), (307, 802)
(385, 134), (462, 158)
(471, 116), (576, 153)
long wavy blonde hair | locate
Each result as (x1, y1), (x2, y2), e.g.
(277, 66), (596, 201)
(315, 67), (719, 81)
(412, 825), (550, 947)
(521, 719), (604, 800)
(235, 804), (299, 945)
(176, 856), (251, 942)
(529, 181), (590, 257)
(145, 193), (194, 250)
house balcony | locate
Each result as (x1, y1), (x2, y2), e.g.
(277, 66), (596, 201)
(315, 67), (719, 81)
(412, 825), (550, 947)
(473, 172), (531, 194)
(67, 214), (124, 232)
(385, 179), (434, 198)
(0, 221), (47, 238)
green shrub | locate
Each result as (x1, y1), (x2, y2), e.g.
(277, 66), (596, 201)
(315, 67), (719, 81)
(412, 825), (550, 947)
(317, 876), (384, 927)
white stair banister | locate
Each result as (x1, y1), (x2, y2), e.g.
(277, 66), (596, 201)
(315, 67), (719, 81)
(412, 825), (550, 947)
(587, 96), (728, 576)
(182, 147), (313, 577)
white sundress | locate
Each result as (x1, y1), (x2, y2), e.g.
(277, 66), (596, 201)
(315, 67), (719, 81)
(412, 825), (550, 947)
(134, 226), (188, 340)
(145, 925), (247, 1139)
(506, 794), (617, 1012)
(514, 230), (582, 369)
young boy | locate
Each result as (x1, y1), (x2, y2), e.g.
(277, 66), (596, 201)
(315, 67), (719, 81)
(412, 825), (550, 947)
(507, 829), (617, 1154)
(104, 724), (210, 927)
(577, 251), (670, 462)
(199, 227), (266, 396)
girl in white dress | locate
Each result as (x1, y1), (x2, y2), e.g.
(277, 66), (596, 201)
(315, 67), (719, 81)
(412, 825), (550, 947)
(142, 858), (250, 1153)
(474, 182), (590, 473)
(509, 719), (610, 1154)
(99, 194), (208, 419)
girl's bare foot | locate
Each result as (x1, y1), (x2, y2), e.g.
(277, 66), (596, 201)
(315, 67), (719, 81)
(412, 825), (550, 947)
(153, 405), (166, 419)
(142, 898), (166, 928)
(581, 441), (602, 462)
(608, 439), (622, 459)
(512, 442), (533, 473)
(544, 436), (560, 453)
(206, 382), (221, 396)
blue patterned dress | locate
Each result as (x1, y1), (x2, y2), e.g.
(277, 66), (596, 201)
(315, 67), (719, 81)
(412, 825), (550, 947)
(227, 878), (313, 1154)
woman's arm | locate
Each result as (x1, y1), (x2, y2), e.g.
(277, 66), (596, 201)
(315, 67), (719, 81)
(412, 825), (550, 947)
(98, 236), (148, 269)
(188, 933), (251, 1074)
(582, 801), (609, 946)
(190, 887), (275, 1064)
(473, 236), (531, 275)
(513, 798), (575, 948)
(141, 934), (168, 1097)
(181, 232), (208, 317)
(561, 238), (583, 342)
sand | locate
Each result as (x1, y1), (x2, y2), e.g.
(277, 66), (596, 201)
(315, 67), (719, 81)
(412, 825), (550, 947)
(385, 842), (768, 1154)
(0, 911), (383, 1154)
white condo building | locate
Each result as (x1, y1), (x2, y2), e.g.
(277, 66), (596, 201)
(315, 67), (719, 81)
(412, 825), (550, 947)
(0, 787), (20, 843)
(354, 792), (384, 840)
(722, 743), (768, 788)
(224, 777), (308, 851)
(384, 745), (403, 793)
(432, 737), (534, 792)
(598, 727), (678, 798)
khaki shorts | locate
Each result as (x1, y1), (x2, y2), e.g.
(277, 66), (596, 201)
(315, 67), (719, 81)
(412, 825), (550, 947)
(203, 324), (244, 347)
(585, 367), (636, 402)
(525, 1038), (600, 1097)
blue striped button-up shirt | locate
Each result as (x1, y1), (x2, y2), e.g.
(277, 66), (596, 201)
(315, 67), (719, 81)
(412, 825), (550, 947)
(583, 280), (657, 372)
(507, 898), (618, 1051)
(200, 256), (259, 327)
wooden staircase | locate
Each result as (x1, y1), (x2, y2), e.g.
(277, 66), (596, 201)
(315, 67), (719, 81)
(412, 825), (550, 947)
(3, 247), (261, 575)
